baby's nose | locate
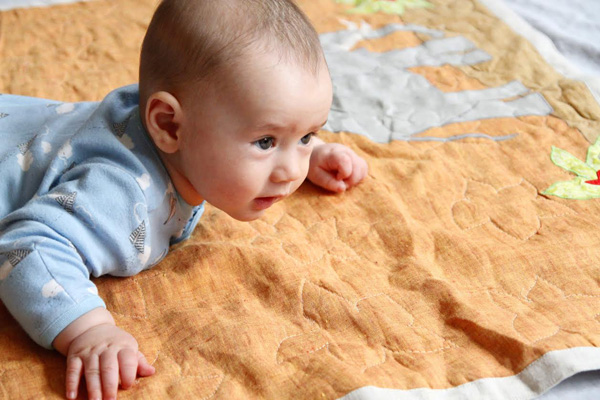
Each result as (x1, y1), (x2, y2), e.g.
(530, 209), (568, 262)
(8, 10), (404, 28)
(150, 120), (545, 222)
(271, 157), (303, 183)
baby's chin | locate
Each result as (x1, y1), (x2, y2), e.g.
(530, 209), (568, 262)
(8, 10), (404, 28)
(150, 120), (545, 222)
(219, 193), (294, 222)
(223, 208), (267, 222)
(232, 214), (263, 222)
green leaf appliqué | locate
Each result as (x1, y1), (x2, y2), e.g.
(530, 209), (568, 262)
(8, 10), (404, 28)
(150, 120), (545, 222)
(543, 138), (600, 200)
(336, 0), (433, 15)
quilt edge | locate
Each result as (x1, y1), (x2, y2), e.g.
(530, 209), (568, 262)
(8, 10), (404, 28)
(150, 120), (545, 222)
(338, 346), (600, 400)
(0, 0), (95, 12)
(477, 0), (600, 107)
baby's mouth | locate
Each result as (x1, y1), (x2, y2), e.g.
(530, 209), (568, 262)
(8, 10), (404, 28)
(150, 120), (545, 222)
(253, 195), (285, 210)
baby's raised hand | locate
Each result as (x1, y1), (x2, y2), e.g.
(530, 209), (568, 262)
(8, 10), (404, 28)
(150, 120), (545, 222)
(308, 140), (368, 193)
(53, 308), (155, 400)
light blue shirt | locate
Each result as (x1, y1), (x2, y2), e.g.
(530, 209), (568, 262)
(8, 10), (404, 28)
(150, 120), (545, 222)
(0, 85), (204, 348)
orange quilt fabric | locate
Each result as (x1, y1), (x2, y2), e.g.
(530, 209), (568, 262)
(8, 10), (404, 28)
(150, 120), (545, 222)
(1, 0), (599, 399)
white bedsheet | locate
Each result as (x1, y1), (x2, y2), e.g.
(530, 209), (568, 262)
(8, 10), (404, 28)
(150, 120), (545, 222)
(502, 0), (600, 77)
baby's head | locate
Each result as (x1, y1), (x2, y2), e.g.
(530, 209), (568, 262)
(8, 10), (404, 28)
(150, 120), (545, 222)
(139, 0), (332, 221)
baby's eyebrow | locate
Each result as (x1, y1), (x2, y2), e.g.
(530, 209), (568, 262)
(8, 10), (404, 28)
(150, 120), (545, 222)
(255, 122), (283, 131)
(255, 120), (328, 132)
(311, 120), (328, 131)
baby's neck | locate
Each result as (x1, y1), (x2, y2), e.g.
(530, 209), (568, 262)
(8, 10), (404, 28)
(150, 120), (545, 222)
(159, 153), (204, 206)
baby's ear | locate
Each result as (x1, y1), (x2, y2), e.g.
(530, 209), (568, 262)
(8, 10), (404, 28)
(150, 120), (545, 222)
(145, 91), (183, 154)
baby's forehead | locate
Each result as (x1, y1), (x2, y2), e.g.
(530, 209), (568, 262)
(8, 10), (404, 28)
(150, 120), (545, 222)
(180, 52), (331, 131)
(191, 47), (328, 94)
(231, 40), (318, 70)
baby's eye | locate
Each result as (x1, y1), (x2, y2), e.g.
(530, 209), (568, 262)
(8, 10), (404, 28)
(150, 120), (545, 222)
(299, 133), (314, 145)
(254, 137), (275, 150)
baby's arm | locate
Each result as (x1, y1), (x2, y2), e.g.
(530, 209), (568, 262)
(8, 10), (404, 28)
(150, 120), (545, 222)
(0, 163), (159, 399)
(53, 308), (155, 400)
(307, 136), (368, 192)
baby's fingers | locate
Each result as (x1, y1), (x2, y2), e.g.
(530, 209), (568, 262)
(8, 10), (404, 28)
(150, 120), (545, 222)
(136, 351), (156, 378)
(344, 157), (368, 188)
(83, 354), (102, 400)
(65, 356), (83, 399)
(311, 167), (347, 192)
(328, 152), (353, 180)
(117, 348), (139, 389)
(100, 350), (120, 399)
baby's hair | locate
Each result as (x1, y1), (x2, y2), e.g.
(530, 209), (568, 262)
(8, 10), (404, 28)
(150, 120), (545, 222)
(139, 0), (325, 110)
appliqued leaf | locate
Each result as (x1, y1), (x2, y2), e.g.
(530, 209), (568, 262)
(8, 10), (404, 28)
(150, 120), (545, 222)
(337, 0), (432, 15)
(549, 146), (596, 179)
(585, 137), (600, 171)
(543, 177), (600, 200)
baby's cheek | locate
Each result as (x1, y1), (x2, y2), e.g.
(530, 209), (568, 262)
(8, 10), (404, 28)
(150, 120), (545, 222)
(291, 176), (306, 194)
(301, 160), (311, 180)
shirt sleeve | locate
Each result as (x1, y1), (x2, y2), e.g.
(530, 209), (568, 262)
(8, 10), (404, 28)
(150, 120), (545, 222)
(0, 162), (150, 349)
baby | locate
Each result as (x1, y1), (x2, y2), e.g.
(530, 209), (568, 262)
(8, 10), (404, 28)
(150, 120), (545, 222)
(0, 0), (367, 399)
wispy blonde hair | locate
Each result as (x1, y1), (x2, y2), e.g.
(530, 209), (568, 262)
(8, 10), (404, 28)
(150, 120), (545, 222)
(139, 0), (324, 109)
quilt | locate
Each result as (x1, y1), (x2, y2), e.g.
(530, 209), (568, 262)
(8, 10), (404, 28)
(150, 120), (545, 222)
(1, 0), (599, 399)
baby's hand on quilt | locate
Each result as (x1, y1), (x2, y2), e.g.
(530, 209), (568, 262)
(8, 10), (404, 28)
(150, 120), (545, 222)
(308, 139), (368, 193)
(53, 308), (155, 400)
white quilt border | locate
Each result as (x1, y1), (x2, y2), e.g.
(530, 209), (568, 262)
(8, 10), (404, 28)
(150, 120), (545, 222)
(339, 346), (600, 400)
(0, 0), (93, 11)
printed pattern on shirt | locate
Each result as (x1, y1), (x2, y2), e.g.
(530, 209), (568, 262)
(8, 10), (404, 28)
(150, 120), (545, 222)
(4, 249), (33, 267)
(112, 116), (130, 138)
(15, 136), (36, 171)
(17, 137), (35, 155)
(55, 103), (75, 115)
(55, 192), (77, 214)
(129, 220), (146, 253)
(41, 279), (65, 298)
